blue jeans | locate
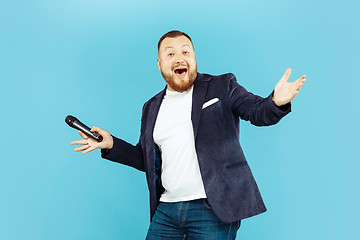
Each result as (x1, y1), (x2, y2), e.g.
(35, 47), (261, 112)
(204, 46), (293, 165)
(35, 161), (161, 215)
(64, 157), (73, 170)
(145, 198), (241, 240)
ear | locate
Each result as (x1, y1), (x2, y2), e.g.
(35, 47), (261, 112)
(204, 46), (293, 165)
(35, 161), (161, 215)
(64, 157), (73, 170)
(157, 57), (161, 71)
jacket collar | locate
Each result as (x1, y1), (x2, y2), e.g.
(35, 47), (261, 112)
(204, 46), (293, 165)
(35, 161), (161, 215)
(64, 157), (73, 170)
(146, 72), (210, 139)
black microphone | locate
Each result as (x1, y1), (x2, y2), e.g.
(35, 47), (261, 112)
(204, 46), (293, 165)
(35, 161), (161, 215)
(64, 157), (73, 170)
(65, 115), (103, 142)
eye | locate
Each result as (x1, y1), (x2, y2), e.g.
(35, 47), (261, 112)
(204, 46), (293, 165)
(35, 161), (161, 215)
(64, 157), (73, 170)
(168, 53), (174, 57)
(183, 51), (189, 55)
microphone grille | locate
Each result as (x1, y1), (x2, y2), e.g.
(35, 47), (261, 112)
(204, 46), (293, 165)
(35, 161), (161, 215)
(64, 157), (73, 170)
(65, 115), (77, 127)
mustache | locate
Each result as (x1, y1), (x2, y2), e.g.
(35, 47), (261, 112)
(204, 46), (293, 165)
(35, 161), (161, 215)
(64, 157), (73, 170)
(171, 63), (189, 70)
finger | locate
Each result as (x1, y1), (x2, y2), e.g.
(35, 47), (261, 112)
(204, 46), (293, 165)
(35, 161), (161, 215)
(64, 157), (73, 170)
(91, 126), (106, 136)
(71, 140), (88, 145)
(295, 75), (306, 84)
(91, 126), (101, 132)
(74, 145), (90, 152)
(83, 145), (97, 154)
(296, 79), (306, 91)
(78, 131), (89, 140)
(280, 68), (292, 83)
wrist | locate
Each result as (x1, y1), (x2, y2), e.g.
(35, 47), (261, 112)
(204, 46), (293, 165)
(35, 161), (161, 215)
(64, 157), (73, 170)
(272, 96), (281, 107)
(106, 136), (114, 150)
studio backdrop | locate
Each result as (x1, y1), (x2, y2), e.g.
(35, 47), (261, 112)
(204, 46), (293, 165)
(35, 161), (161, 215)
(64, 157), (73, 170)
(0, 0), (359, 239)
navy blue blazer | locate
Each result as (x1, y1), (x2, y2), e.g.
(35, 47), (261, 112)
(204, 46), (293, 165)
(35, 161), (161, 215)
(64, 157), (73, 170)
(101, 72), (291, 223)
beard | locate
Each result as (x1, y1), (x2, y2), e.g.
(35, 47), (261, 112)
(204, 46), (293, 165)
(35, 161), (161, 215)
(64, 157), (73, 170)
(161, 62), (197, 92)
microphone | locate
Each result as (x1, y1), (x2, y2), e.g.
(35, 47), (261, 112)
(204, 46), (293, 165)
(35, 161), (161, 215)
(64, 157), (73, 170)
(65, 115), (103, 142)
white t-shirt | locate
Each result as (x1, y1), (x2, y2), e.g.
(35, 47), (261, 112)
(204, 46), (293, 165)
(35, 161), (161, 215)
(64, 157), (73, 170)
(153, 85), (207, 202)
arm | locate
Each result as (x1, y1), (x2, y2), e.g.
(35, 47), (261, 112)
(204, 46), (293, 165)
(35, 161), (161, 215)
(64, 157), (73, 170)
(229, 68), (306, 126)
(101, 136), (144, 172)
(229, 75), (291, 126)
(71, 127), (145, 172)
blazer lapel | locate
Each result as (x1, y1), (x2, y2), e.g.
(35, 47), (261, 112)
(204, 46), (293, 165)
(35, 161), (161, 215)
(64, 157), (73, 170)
(143, 86), (166, 181)
(145, 87), (166, 137)
(191, 73), (211, 139)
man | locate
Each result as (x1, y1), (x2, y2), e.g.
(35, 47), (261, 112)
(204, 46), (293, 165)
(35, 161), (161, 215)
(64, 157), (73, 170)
(71, 30), (306, 239)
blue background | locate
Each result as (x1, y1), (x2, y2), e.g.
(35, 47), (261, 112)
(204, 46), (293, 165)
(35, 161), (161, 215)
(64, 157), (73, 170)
(1, 0), (359, 239)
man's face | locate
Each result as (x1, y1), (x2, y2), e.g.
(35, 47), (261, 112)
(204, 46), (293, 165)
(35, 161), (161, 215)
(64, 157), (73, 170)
(157, 36), (197, 92)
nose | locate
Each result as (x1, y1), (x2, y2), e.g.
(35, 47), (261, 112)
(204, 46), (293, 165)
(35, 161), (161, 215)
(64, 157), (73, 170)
(175, 57), (185, 65)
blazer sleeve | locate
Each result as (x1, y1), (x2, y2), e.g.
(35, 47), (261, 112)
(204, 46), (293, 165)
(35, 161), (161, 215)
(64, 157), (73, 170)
(100, 136), (145, 172)
(228, 73), (291, 126)
(99, 100), (152, 172)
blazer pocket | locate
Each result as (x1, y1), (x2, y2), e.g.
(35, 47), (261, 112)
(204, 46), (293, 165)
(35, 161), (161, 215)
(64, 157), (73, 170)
(202, 98), (219, 109)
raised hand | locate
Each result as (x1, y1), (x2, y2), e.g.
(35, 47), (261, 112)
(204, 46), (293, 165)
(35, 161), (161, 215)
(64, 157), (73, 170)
(71, 126), (113, 155)
(272, 68), (306, 106)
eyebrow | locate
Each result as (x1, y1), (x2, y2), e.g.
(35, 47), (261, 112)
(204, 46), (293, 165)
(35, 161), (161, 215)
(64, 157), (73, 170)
(164, 44), (191, 51)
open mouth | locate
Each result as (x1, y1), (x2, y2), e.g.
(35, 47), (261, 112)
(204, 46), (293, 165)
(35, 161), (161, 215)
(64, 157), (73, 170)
(174, 67), (188, 78)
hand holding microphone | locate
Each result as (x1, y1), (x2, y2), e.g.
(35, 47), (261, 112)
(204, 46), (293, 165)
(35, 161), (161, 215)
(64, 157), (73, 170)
(66, 115), (113, 154)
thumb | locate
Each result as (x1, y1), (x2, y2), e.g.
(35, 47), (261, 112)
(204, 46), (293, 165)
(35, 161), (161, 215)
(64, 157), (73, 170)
(78, 130), (88, 139)
(280, 68), (292, 83)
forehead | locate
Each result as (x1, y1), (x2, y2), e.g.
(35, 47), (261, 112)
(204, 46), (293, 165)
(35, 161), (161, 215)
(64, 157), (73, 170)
(159, 36), (194, 52)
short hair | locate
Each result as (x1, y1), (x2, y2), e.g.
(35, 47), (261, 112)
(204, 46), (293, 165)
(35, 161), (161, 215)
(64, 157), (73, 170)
(157, 30), (193, 51)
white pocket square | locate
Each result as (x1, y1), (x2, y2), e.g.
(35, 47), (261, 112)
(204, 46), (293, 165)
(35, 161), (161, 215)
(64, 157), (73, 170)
(202, 98), (219, 109)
